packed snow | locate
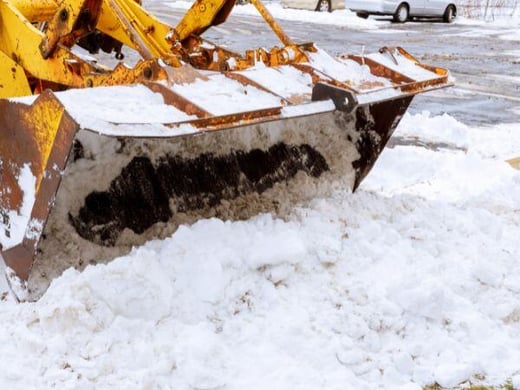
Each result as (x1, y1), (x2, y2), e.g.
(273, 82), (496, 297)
(1, 2), (520, 390)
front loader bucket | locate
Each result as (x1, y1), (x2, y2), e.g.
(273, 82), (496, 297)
(1, 47), (451, 300)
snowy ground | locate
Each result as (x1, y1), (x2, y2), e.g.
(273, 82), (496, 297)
(1, 3), (520, 390)
(2, 112), (519, 390)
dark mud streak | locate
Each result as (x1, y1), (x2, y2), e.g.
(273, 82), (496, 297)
(70, 142), (329, 246)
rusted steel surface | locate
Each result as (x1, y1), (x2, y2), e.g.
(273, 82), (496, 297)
(0, 92), (78, 280)
(182, 107), (283, 131)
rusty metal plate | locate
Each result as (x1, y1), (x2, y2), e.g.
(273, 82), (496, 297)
(0, 91), (78, 280)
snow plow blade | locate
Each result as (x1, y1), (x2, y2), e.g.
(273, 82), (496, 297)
(0, 47), (451, 299)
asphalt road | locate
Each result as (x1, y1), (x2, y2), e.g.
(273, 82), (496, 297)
(145, 4), (520, 126)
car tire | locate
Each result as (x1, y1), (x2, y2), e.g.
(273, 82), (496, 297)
(315, 0), (331, 12)
(443, 5), (456, 23)
(356, 12), (369, 19)
(393, 3), (409, 23)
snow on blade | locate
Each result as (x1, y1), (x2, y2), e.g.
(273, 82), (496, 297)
(10, 85), (201, 137)
(307, 48), (392, 89)
(55, 85), (195, 124)
(55, 85), (200, 136)
(171, 73), (283, 115)
(239, 66), (313, 101)
(366, 51), (443, 82)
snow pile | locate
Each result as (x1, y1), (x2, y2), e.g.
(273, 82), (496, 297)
(1, 111), (520, 389)
(372, 112), (520, 202)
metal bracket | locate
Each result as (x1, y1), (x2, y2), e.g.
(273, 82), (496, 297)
(39, 0), (102, 59)
(311, 82), (358, 113)
(378, 46), (399, 65)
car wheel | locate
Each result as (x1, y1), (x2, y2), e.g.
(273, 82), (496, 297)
(315, 0), (331, 12)
(393, 3), (409, 23)
(356, 12), (369, 19)
(443, 5), (456, 23)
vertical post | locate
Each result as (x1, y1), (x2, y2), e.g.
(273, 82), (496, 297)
(484, 0), (491, 19)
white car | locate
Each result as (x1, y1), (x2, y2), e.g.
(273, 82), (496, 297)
(347, 0), (458, 22)
(281, 0), (345, 12)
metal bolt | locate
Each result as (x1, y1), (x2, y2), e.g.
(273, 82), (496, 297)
(143, 67), (152, 79)
(59, 9), (68, 22)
